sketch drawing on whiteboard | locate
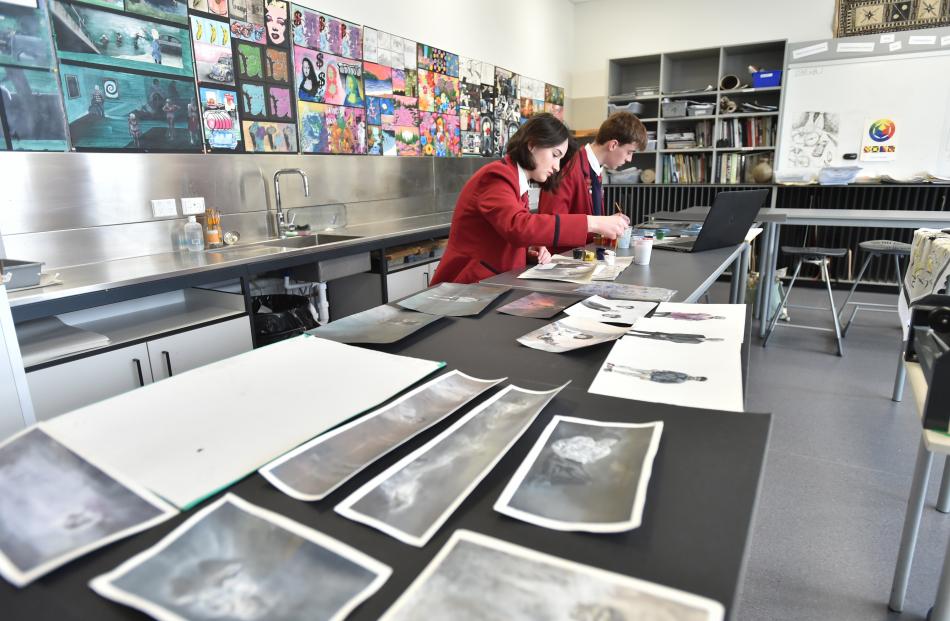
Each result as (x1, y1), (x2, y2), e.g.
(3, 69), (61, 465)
(784, 111), (839, 169)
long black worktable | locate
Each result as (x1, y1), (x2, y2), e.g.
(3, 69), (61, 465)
(2, 289), (770, 621)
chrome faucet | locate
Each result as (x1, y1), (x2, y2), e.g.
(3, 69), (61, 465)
(273, 168), (310, 237)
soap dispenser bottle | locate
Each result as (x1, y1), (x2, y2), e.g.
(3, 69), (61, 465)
(184, 216), (204, 252)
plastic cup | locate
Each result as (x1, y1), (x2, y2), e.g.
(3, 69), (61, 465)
(617, 227), (633, 249)
(633, 237), (653, 265)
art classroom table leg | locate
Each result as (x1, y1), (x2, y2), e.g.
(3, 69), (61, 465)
(893, 341), (907, 402)
(737, 242), (751, 308)
(759, 222), (781, 339)
(755, 222), (772, 319)
(890, 437), (934, 612)
(729, 252), (741, 304)
(931, 531), (950, 621)
(938, 456), (950, 514)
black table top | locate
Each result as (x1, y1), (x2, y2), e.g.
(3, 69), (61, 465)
(1, 291), (770, 621)
(482, 243), (745, 303)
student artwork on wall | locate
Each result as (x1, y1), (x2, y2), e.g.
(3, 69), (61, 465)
(519, 97), (541, 120)
(198, 85), (241, 150)
(544, 102), (564, 121)
(289, 5), (358, 58)
(0, 119), (6, 150)
(545, 82), (564, 105)
(459, 56), (491, 85)
(0, 0), (57, 70)
(51, 1), (194, 79)
(493, 94), (520, 157)
(59, 64), (200, 151)
(263, 47), (290, 83)
(297, 100), (365, 154)
(237, 80), (264, 117)
(293, 46), (363, 107)
(191, 15), (234, 85)
(265, 84), (291, 119)
(242, 118), (295, 151)
(363, 27), (414, 70)
(518, 75), (543, 101)
(417, 69), (458, 114)
(460, 131), (479, 155)
(362, 61), (392, 96)
(417, 43), (458, 77)
(234, 40), (263, 80)
(229, 18), (265, 44)
(0, 66), (69, 150)
(393, 124), (419, 156)
(262, 0), (288, 47)
(459, 106), (479, 133)
(419, 111), (459, 157)
(391, 68), (416, 97)
(494, 66), (517, 99)
(188, 0), (208, 12)
(206, 0), (227, 16)
(479, 115), (494, 156)
(124, 0), (187, 25)
(227, 0), (262, 24)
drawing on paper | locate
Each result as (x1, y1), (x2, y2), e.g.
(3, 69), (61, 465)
(294, 46), (364, 107)
(191, 16), (233, 85)
(419, 111), (460, 157)
(784, 111), (839, 169)
(198, 86), (240, 150)
(626, 330), (724, 344)
(604, 364), (708, 384)
(458, 56), (485, 84)
(242, 119), (296, 151)
(0, 66), (68, 151)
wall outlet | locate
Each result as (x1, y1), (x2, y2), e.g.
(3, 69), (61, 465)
(181, 197), (206, 215)
(150, 198), (178, 218)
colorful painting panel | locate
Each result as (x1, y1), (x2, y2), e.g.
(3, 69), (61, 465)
(242, 119), (296, 151)
(297, 100), (365, 154)
(264, 0), (288, 47)
(191, 16), (233, 85)
(238, 81), (265, 118)
(124, 0), (187, 25)
(207, 0), (228, 16)
(392, 68), (417, 97)
(363, 61), (392, 96)
(417, 43), (458, 77)
(544, 101), (564, 121)
(417, 69), (458, 114)
(0, 0), (56, 69)
(59, 64), (200, 151)
(391, 95), (418, 127)
(198, 86), (241, 150)
(319, 13), (361, 59)
(419, 111), (459, 157)
(460, 106), (480, 132)
(365, 95), (392, 125)
(480, 116), (494, 156)
(366, 124), (381, 155)
(394, 125), (419, 156)
(290, 4), (319, 49)
(72, 0), (124, 8)
(381, 126), (396, 155)
(520, 97), (543, 120)
(461, 130), (480, 155)
(264, 47), (290, 83)
(0, 119), (6, 150)
(0, 66), (68, 151)
(229, 19), (265, 44)
(266, 84), (292, 119)
(294, 46), (363, 107)
(234, 41), (263, 80)
(544, 83), (564, 105)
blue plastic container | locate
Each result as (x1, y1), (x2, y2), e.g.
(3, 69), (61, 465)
(752, 70), (782, 88)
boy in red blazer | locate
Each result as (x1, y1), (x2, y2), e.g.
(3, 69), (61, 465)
(431, 114), (629, 285)
(539, 112), (646, 252)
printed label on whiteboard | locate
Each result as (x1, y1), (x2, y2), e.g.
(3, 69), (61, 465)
(942, 35), (950, 46)
(880, 33), (895, 43)
(792, 42), (829, 59)
(860, 118), (898, 162)
(837, 41), (876, 53)
(909, 35), (937, 45)
(890, 41), (903, 51)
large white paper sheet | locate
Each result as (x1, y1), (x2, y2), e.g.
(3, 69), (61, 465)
(90, 494), (391, 621)
(259, 371), (505, 501)
(307, 304), (443, 344)
(643, 302), (747, 342)
(564, 296), (657, 325)
(517, 316), (628, 353)
(0, 426), (176, 587)
(589, 337), (744, 412)
(396, 283), (509, 316)
(494, 416), (663, 532)
(519, 261), (597, 284)
(45, 336), (443, 509)
(379, 530), (725, 621)
(335, 384), (565, 547)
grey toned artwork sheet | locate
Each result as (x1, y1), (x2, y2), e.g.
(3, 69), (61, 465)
(90, 494), (391, 621)
(335, 383), (566, 547)
(307, 304), (443, 344)
(563, 295), (657, 325)
(518, 261), (597, 284)
(259, 371), (505, 501)
(494, 416), (663, 532)
(575, 282), (677, 302)
(496, 292), (581, 319)
(0, 426), (176, 587)
(379, 530), (725, 621)
(396, 282), (510, 317)
(517, 315), (628, 353)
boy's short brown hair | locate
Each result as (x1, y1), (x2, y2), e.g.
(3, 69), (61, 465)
(596, 112), (647, 148)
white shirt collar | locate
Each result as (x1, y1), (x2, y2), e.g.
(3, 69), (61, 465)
(516, 163), (530, 197)
(585, 143), (603, 176)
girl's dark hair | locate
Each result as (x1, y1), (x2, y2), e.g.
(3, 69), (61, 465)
(506, 113), (578, 192)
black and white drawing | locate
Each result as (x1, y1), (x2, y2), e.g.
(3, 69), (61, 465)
(517, 316), (628, 353)
(379, 530), (725, 621)
(564, 295), (657, 325)
(259, 371), (505, 501)
(626, 329), (725, 345)
(396, 282), (510, 316)
(589, 337), (744, 412)
(0, 426), (176, 587)
(307, 304), (443, 344)
(519, 261), (597, 284)
(641, 303), (747, 342)
(494, 416), (663, 532)
(335, 383), (566, 547)
(90, 494), (391, 621)
(575, 282), (677, 302)
(784, 111), (839, 170)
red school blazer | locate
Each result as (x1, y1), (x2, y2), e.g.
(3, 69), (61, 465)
(538, 149), (597, 253)
(430, 157), (589, 285)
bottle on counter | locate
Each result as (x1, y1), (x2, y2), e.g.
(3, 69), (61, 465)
(184, 216), (205, 252)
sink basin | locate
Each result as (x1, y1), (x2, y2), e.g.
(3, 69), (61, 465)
(259, 234), (360, 249)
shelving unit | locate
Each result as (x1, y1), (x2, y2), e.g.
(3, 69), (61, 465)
(607, 40), (787, 186)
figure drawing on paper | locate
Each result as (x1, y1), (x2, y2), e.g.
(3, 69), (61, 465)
(652, 311), (725, 321)
(626, 330), (724, 345)
(604, 364), (708, 384)
(785, 111), (839, 169)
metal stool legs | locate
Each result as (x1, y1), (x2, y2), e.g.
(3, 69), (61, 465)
(839, 253), (874, 336)
(822, 259), (845, 356)
(893, 342), (907, 402)
(763, 258), (803, 347)
(762, 257), (844, 356)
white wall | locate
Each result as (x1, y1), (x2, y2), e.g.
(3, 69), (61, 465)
(294, 0), (576, 88)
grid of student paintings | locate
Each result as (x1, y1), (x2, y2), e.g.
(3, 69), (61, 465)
(0, 0), (564, 154)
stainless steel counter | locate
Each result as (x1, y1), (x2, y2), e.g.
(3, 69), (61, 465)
(8, 213), (453, 309)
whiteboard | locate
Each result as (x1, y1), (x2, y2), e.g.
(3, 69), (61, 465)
(777, 51), (950, 178)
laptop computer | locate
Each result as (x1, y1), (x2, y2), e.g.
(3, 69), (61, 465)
(653, 189), (768, 253)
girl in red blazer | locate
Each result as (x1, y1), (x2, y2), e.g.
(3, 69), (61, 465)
(431, 114), (630, 285)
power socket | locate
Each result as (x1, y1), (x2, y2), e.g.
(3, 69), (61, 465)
(181, 197), (206, 215)
(150, 198), (178, 218)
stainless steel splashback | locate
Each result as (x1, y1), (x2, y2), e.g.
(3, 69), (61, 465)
(0, 152), (493, 268)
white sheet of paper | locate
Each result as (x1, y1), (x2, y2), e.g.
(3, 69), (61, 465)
(517, 316), (629, 353)
(588, 337), (744, 412)
(379, 530), (725, 621)
(16, 316), (111, 367)
(45, 336), (442, 509)
(90, 494), (391, 621)
(563, 296), (656, 325)
(494, 416), (663, 533)
(643, 303), (747, 342)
